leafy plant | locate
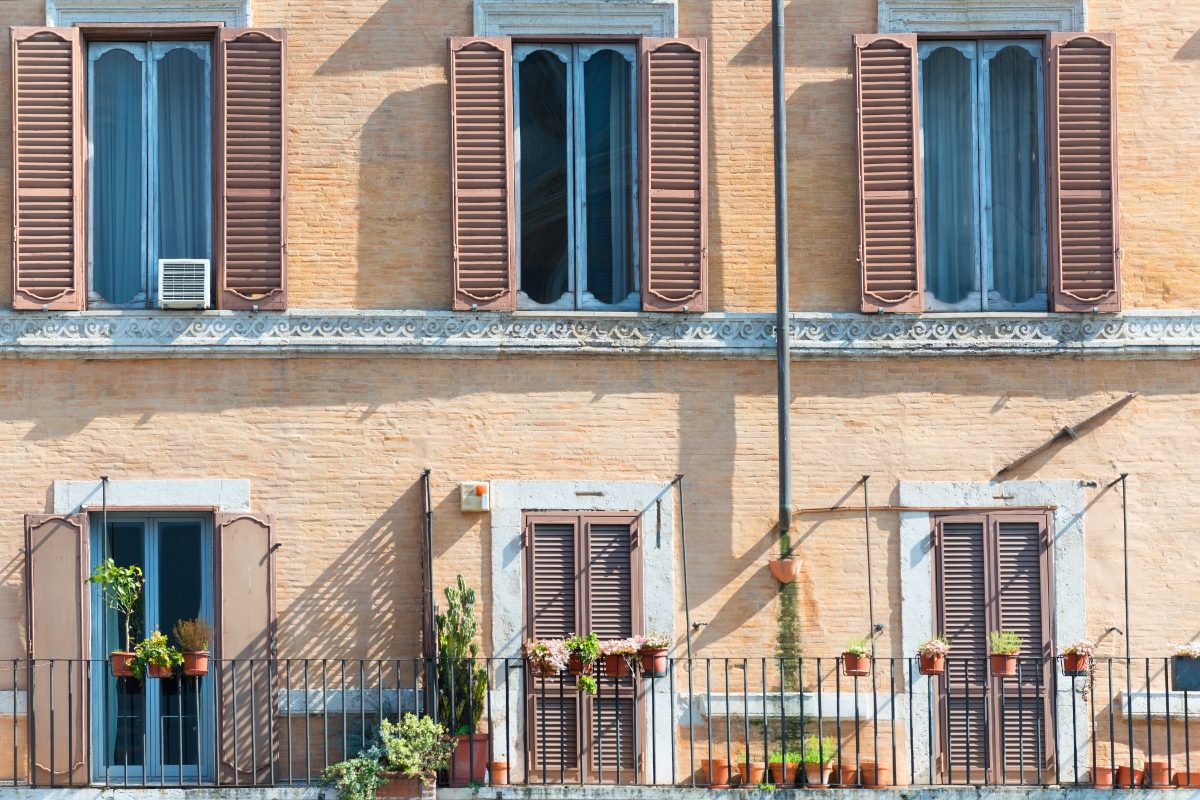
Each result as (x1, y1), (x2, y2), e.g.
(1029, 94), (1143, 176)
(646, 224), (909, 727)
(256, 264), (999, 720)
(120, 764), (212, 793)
(1060, 639), (1095, 657)
(639, 631), (671, 650)
(380, 713), (455, 786)
(757, 783), (777, 791)
(436, 575), (488, 734)
(768, 750), (802, 765)
(576, 674), (598, 695)
(989, 630), (1024, 655)
(523, 637), (568, 673)
(172, 617), (212, 652)
(917, 635), (952, 658)
(319, 756), (388, 800)
(89, 558), (143, 653)
(800, 735), (836, 765)
(565, 632), (601, 666)
(843, 637), (872, 658)
(132, 630), (183, 678)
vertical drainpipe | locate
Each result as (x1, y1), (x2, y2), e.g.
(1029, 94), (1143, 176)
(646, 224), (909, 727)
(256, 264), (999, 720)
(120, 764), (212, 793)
(773, 0), (792, 540)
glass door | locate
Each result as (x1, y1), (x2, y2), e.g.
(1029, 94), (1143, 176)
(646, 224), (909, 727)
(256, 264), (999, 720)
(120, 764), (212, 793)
(90, 514), (214, 784)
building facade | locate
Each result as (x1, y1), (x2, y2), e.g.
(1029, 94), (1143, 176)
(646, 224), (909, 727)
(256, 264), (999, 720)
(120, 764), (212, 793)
(1, 0), (1199, 793)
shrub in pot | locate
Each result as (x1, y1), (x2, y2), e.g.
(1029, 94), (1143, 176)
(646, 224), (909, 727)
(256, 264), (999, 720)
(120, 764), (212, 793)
(989, 630), (1023, 677)
(435, 576), (489, 786)
(767, 750), (800, 786)
(132, 631), (182, 679)
(799, 735), (835, 787)
(1172, 642), (1200, 692)
(522, 637), (568, 678)
(638, 632), (671, 677)
(173, 617), (212, 677)
(88, 558), (143, 678)
(917, 635), (951, 676)
(600, 637), (639, 679)
(1060, 639), (1095, 676)
(321, 755), (390, 800)
(381, 713), (456, 797)
(842, 637), (872, 677)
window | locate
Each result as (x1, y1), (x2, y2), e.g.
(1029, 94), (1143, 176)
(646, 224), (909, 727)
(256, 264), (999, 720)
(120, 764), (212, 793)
(514, 43), (638, 310)
(919, 40), (1046, 311)
(88, 41), (212, 308)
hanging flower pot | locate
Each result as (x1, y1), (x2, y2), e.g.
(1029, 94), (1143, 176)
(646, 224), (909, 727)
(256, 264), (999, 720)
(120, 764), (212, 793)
(1062, 652), (1089, 676)
(110, 652), (136, 678)
(182, 650), (209, 677)
(639, 632), (671, 677)
(989, 630), (1022, 677)
(917, 635), (951, 676)
(603, 653), (631, 678)
(842, 652), (871, 677)
(146, 663), (174, 679)
(568, 654), (586, 675)
(768, 558), (801, 584)
(919, 653), (945, 676)
(990, 654), (1018, 677)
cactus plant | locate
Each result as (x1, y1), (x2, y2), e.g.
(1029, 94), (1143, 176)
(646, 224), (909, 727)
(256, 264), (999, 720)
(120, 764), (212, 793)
(436, 575), (488, 734)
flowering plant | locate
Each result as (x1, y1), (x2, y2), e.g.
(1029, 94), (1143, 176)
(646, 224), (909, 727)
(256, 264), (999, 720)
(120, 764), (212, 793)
(523, 638), (569, 673)
(1060, 639), (1096, 657)
(917, 635), (951, 658)
(601, 638), (640, 656)
(639, 632), (671, 650)
(1174, 642), (1200, 659)
(843, 637), (872, 658)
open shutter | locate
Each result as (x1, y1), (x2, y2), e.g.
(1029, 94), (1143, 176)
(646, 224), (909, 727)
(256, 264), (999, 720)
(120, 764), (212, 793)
(10, 28), (84, 311)
(449, 38), (515, 311)
(217, 29), (287, 311)
(24, 514), (88, 786)
(215, 513), (276, 785)
(640, 38), (707, 312)
(1048, 33), (1119, 311)
(854, 34), (922, 312)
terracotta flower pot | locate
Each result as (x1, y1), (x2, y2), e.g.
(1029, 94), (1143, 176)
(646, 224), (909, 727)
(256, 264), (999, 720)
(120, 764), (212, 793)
(489, 761), (508, 785)
(1116, 765), (1144, 788)
(700, 758), (731, 787)
(603, 653), (631, 678)
(1092, 766), (1115, 787)
(768, 558), (801, 584)
(529, 660), (556, 678)
(146, 663), (174, 679)
(843, 653), (871, 677)
(1175, 771), (1200, 788)
(919, 653), (945, 676)
(860, 760), (891, 788)
(1062, 653), (1089, 675)
(1145, 760), (1172, 788)
(568, 654), (587, 675)
(110, 652), (136, 678)
(768, 761), (798, 785)
(448, 733), (488, 786)
(377, 772), (423, 798)
(182, 650), (209, 677)
(990, 653), (1018, 677)
(738, 761), (765, 786)
(802, 762), (832, 787)
(640, 648), (668, 677)
(834, 764), (858, 786)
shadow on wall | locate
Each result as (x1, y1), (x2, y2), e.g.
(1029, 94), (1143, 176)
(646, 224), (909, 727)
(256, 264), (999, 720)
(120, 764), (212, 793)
(1176, 30), (1200, 60)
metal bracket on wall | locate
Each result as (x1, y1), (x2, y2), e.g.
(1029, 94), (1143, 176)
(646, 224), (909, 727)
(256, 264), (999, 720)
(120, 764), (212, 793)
(995, 392), (1139, 478)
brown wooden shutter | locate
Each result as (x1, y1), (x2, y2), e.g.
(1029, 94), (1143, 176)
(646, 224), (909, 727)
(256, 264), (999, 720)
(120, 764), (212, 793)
(217, 29), (287, 311)
(640, 38), (707, 312)
(24, 513), (88, 786)
(449, 37), (515, 311)
(10, 28), (84, 311)
(854, 34), (922, 313)
(215, 512), (276, 784)
(1048, 33), (1119, 311)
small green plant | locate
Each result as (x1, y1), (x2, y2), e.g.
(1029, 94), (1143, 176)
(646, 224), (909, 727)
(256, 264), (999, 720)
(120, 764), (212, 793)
(380, 713), (455, 786)
(89, 558), (143, 653)
(576, 674), (598, 694)
(132, 630), (183, 678)
(800, 735), (836, 765)
(757, 783), (777, 791)
(566, 632), (601, 666)
(436, 575), (488, 735)
(917, 635), (952, 658)
(768, 750), (801, 764)
(320, 756), (388, 800)
(172, 617), (212, 652)
(843, 637), (872, 657)
(989, 630), (1023, 655)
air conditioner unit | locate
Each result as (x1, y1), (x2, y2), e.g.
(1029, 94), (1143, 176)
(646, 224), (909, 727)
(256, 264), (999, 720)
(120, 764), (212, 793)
(157, 258), (211, 309)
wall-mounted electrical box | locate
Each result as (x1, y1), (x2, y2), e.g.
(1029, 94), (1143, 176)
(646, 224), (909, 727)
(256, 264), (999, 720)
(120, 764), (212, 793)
(460, 481), (490, 512)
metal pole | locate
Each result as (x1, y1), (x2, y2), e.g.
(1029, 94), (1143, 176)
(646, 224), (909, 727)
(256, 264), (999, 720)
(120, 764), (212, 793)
(1120, 474), (1130, 661)
(863, 476), (877, 650)
(676, 474), (694, 661)
(772, 0), (792, 539)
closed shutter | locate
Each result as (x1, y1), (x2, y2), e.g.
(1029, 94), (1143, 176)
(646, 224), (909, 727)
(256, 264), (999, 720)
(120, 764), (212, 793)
(217, 29), (287, 311)
(639, 38), (707, 312)
(24, 513), (89, 786)
(449, 37), (515, 311)
(215, 513), (276, 785)
(10, 28), (84, 311)
(1048, 33), (1119, 312)
(853, 34), (922, 313)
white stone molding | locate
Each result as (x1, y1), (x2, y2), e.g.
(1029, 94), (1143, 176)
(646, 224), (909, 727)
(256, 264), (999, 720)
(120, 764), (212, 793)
(898, 480), (1088, 783)
(52, 479), (251, 514)
(475, 0), (676, 37)
(48, 0), (250, 26)
(877, 0), (1085, 32)
(5, 310), (1200, 359)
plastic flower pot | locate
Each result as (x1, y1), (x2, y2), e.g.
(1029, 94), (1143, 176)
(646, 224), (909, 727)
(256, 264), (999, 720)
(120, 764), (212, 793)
(1091, 766), (1115, 787)
(1145, 761), (1172, 788)
(1116, 765), (1144, 788)
(1175, 771), (1200, 788)
(842, 653), (871, 677)
(448, 733), (489, 786)
(146, 663), (174, 679)
(768, 558), (801, 584)
(568, 654), (587, 675)
(110, 652), (136, 678)
(768, 761), (798, 786)
(990, 653), (1018, 677)
(182, 650), (209, 677)
(1172, 656), (1200, 692)
(489, 761), (509, 785)
(802, 762), (832, 787)
(738, 761), (765, 786)
(700, 758), (731, 788)
(860, 761), (891, 788)
(603, 653), (630, 678)
(1062, 653), (1089, 676)
(640, 648), (668, 677)
(919, 653), (945, 676)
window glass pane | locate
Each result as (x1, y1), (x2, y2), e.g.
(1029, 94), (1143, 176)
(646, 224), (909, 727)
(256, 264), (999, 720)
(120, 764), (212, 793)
(582, 50), (634, 305)
(92, 48), (144, 305)
(519, 50), (570, 305)
(988, 45), (1043, 305)
(921, 46), (977, 305)
(157, 47), (211, 263)
(158, 521), (203, 767)
(104, 522), (145, 768)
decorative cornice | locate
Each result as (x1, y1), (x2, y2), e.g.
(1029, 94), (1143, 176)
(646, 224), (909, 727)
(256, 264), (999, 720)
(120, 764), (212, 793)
(474, 0), (677, 37)
(1, 310), (1200, 360)
(47, 0), (250, 26)
(877, 0), (1085, 33)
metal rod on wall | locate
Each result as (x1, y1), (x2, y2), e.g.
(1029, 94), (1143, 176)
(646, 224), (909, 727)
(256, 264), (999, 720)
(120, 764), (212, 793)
(1119, 473), (1130, 661)
(862, 475), (878, 654)
(675, 474), (694, 661)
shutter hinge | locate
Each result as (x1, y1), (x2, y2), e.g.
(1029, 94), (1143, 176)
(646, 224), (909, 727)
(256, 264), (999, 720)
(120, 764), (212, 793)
(271, 636), (278, 657)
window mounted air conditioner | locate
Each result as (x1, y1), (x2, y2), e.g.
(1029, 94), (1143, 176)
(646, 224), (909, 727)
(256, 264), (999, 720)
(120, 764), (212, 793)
(157, 258), (211, 309)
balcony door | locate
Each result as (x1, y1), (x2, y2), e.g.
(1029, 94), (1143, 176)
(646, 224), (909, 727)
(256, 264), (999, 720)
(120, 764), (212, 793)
(89, 514), (215, 784)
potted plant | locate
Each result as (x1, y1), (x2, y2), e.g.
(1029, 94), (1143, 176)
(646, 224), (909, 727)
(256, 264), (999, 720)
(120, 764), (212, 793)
(989, 630), (1023, 677)
(767, 750), (800, 786)
(842, 637), (872, 677)
(600, 637), (638, 678)
(700, 756), (731, 788)
(1172, 642), (1200, 692)
(799, 735), (835, 787)
(173, 617), (212, 677)
(88, 558), (143, 678)
(736, 753), (765, 786)
(639, 632), (671, 677)
(860, 760), (891, 788)
(768, 554), (801, 584)
(132, 630), (183, 679)
(380, 713), (456, 799)
(321, 755), (389, 800)
(522, 637), (568, 678)
(435, 576), (489, 786)
(917, 635), (951, 676)
(565, 632), (600, 676)
(1060, 639), (1095, 676)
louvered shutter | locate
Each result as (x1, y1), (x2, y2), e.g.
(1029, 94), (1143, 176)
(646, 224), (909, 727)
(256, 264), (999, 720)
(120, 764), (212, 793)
(640, 38), (707, 312)
(217, 29), (287, 311)
(10, 28), (84, 311)
(24, 514), (89, 786)
(853, 34), (922, 313)
(1048, 33), (1119, 311)
(449, 38), (515, 311)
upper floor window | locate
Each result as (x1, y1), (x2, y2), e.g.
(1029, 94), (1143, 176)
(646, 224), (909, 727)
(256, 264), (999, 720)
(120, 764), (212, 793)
(919, 40), (1046, 312)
